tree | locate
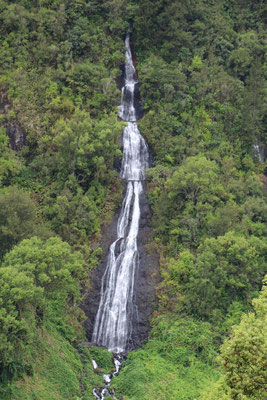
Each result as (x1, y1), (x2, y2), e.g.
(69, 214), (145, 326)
(2, 236), (84, 298)
(0, 236), (85, 379)
(185, 232), (266, 321)
(0, 128), (21, 187)
(151, 155), (224, 250)
(52, 109), (122, 187)
(161, 231), (266, 323)
(166, 155), (220, 206)
(0, 186), (37, 257)
(219, 276), (267, 399)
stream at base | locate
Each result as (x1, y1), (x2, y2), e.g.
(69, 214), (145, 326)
(92, 355), (122, 400)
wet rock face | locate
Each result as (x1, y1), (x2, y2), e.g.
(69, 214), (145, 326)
(131, 184), (160, 349)
(6, 122), (26, 150)
(133, 83), (144, 121)
(0, 92), (26, 150)
(82, 182), (160, 350)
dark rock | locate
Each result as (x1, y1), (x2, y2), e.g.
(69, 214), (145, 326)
(6, 122), (26, 150)
(133, 82), (144, 121)
(130, 182), (160, 349)
(0, 91), (26, 150)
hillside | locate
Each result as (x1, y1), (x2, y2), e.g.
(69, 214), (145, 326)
(0, 1), (266, 399)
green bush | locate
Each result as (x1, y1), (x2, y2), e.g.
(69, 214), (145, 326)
(89, 346), (114, 373)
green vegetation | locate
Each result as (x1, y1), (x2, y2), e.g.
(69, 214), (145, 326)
(112, 280), (267, 400)
(0, 0), (127, 254)
(88, 346), (114, 373)
(1, 326), (112, 400)
(0, 236), (112, 399)
(219, 277), (267, 400)
(0, 0), (266, 399)
(0, 236), (84, 379)
(112, 316), (219, 399)
(111, 1), (266, 399)
(0, 0), (129, 397)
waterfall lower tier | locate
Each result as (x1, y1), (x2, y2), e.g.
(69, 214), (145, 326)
(83, 181), (159, 350)
(92, 180), (143, 353)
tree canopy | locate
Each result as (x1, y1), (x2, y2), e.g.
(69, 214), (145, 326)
(0, 236), (84, 380)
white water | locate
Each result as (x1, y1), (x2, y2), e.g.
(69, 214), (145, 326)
(92, 359), (99, 370)
(92, 356), (122, 400)
(253, 143), (263, 162)
(92, 35), (149, 355)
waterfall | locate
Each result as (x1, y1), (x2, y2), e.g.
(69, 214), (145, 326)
(253, 143), (263, 162)
(92, 35), (149, 354)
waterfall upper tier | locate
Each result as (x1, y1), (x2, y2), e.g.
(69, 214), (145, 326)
(118, 36), (139, 122)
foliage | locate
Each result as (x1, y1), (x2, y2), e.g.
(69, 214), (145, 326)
(88, 346), (114, 373)
(0, 327), (102, 400)
(149, 153), (266, 256)
(126, 2), (266, 399)
(0, 0), (128, 393)
(0, 236), (84, 380)
(218, 277), (267, 400)
(199, 377), (231, 400)
(112, 316), (219, 400)
(161, 232), (266, 324)
(0, 128), (21, 186)
(0, 186), (53, 258)
(146, 316), (218, 365)
(0, 0), (126, 250)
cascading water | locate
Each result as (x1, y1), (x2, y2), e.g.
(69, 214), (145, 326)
(253, 143), (263, 162)
(92, 35), (149, 353)
(92, 35), (149, 399)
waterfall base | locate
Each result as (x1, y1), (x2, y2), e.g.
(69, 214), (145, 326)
(92, 354), (123, 400)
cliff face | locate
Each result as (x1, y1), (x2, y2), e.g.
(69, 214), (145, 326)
(82, 181), (160, 351)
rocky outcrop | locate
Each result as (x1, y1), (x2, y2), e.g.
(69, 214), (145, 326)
(0, 92), (26, 150)
(6, 122), (26, 150)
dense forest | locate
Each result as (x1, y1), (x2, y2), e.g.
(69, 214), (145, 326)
(0, 0), (266, 399)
